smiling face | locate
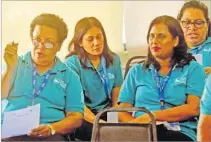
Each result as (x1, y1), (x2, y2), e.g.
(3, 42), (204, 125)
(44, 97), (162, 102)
(80, 26), (104, 58)
(148, 23), (178, 60)
(180, 8), (208, 48)
(31, 25), (60, 66)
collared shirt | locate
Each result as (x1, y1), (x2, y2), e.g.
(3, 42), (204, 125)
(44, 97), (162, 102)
(118, 61), (206, 140)
(65, 55), (123, 112)
(200, 74), (211, 115)
(2, 51), (84, 124)
(188, 37), (211, 68)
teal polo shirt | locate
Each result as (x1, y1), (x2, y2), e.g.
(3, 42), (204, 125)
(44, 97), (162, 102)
(65, 55), (123, 112)
(118, 61), (206, 140)
(200, 74), (211, 115)
(188, 37), (211, 68)
(2, 51), (84, 124)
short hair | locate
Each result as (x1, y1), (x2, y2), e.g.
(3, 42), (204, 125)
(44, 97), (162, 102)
(65, 17), (115, 68)
(143, 15), (195, 70)
(30, 13), (68, 44)
(177, 0), (210, 36)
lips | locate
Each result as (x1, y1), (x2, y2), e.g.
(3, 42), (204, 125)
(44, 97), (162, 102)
(36, 52), (45, 58)
(187, 33), (199, 38)
(152, 46), (161, 52)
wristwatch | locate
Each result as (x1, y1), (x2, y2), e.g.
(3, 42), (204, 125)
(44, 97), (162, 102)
(47, 124), (56, 135)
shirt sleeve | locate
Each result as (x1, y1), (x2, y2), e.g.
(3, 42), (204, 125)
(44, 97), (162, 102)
(200, 74), (211, 115)
(64, 55), (81, 76)
(186, 61), (206, 97)
(113, 55), (124, 88)
(118, 64), (139, 105)
(65, 69), (84, 114)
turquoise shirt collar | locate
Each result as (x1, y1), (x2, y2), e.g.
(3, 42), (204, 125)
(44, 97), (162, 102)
(189, 37), (211, 51)
(22, 51), (67, 73)
(85, 57), (103, 71)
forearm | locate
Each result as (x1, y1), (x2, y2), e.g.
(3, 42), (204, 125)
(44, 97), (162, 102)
(198, 125), (211, 141)
(197, 114), (211, 142)
(152, 104), (199, 122)
(111, 87), (121, 107)
(1, 68), (15, 99)
(118, 111), (135, 122)
(84, 105), (97, 123)
(51, 112), (83, 134)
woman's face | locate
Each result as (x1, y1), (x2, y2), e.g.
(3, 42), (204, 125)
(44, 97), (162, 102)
(180, 8), (208, 48)
(148, 23), (178, 60)
(31, 25), (60, 66)
(80, 26), (104, 57)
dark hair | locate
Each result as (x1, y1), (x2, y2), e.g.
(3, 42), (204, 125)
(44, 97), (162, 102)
(30, 13), (68, 44)
(177, 0), (210, 37)
(65, 17), (115, 68)
(143, 15), (195, 70)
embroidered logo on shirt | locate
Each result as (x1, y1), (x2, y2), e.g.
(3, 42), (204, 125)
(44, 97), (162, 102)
(175, 77), (187, 85)
(204, 48), (211, 53)
(108, 73), (114, 79)
(54, 78), (67, 89)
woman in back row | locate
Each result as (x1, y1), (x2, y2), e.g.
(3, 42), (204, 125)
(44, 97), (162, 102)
(177, 0), (211, 76)
(118, 15), (206, 141)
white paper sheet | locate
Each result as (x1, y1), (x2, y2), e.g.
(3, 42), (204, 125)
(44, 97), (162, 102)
(2, 104), (40, 139)
(193, 54), (203, 65)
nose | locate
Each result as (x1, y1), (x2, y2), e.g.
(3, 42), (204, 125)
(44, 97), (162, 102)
(36, 40), (46, 50)
(188, 23), (197, 31)
(93, 38), (100, 46)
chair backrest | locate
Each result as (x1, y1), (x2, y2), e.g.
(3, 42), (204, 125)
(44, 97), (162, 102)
(124, 56), (146, 79)
(91, 107), (157, 142)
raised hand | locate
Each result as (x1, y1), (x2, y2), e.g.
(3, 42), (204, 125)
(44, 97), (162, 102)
(4, 41), (18, 70)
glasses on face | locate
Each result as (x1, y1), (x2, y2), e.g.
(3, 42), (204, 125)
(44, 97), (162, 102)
(181, 20), (206, 29)
(32, 38), (56, 49)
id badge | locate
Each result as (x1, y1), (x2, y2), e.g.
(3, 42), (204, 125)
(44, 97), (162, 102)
(164, 122), (181, 131)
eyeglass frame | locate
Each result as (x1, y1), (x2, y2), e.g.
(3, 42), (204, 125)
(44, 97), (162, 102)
(180, 20), (207, 29)
(31, 38), (58, 49)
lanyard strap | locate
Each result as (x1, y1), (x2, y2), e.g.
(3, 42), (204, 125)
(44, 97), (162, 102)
(32, 63), (52, 104)
(152, 68), (172, 110)
(95, 56), (110, 99)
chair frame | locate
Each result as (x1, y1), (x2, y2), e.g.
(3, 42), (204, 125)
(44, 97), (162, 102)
(91, 107), (157, 142)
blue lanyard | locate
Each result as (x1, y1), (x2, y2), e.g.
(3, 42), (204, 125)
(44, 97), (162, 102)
(95, 56), (110, 99)
(32, 63), (52, 105)
(152, 68), (172, 110)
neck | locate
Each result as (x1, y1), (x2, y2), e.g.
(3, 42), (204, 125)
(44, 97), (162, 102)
(35, 60), (55, 74)
(156, 57), (172, 76)
(88, 54), (101, 68)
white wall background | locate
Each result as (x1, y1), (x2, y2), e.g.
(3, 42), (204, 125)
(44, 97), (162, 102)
(123, 1), (185, 49)
(2, 1), (124, 63)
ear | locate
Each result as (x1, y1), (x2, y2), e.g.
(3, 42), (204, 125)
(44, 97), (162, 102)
(173, 36), (179, 48)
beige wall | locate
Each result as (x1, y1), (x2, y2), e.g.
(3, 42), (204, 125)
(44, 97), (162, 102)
(2, 1), (124, 63)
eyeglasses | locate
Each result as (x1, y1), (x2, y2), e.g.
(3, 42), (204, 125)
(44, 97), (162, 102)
(181, 20), (206, 29)
(32, 38), (56, 49)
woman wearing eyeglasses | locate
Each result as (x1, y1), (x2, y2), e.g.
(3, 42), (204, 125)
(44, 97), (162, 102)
(2, 13), (84, 141)
(177, 0), (211, 76)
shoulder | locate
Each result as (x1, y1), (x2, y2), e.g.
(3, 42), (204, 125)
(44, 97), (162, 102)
(65, 55), (80, 64)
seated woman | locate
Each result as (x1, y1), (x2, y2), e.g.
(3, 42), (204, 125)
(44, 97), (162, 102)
(118, 15), (206, 141)
(197, 74), (211, 141)
(1, 13), (84, 141)
(65, 17), (124, 141)
(177, 0), (211, 76)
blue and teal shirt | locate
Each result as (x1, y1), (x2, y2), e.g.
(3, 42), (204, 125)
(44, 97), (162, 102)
(65, 55), (123, 113)
(2, 51), (84, 124)
(188, 37), (211, 68)
(118, 61), (206, 140)
(200, 74), (211, 115)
